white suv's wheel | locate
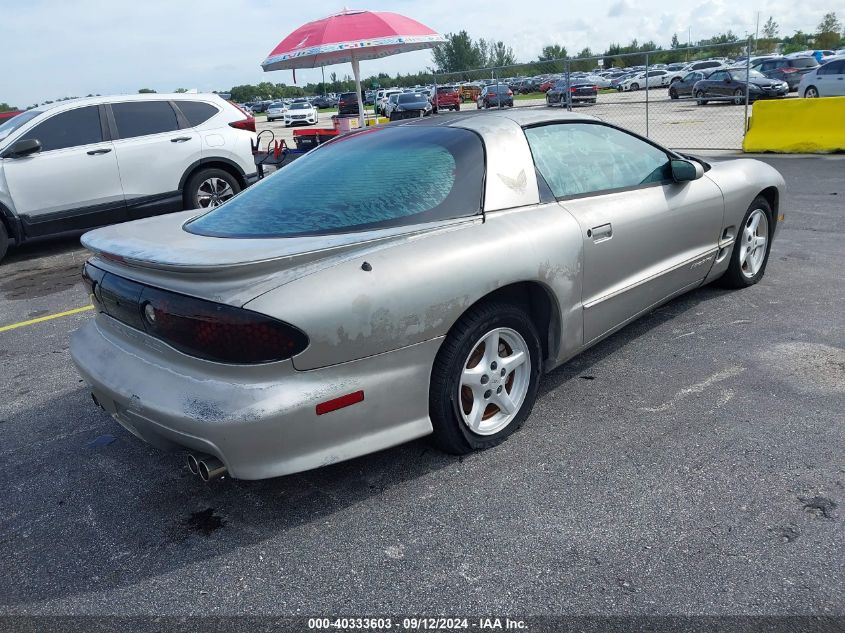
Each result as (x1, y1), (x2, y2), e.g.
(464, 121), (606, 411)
(184, 168), (241, 210)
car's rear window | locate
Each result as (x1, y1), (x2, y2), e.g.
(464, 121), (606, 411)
(398, 94), (425, 103)
(437, 87), (457, 94)
(185, 126), (484, 238)
(790, 57), (819, 68)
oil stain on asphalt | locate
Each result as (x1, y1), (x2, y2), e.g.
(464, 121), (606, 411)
(185, 508), (225, 536)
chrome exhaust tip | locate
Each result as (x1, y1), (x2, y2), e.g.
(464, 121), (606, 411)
(186, 453), (201, 475)
(198, 456), (226, 482)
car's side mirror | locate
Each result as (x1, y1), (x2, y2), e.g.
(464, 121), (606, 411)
(671, 159), (704, 182)
(4, 138), (42, 159)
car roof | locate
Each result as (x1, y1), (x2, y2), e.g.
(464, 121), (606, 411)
(23, 93), (228, 114)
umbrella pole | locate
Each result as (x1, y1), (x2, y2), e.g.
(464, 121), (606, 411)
(351, 53), (365, 128)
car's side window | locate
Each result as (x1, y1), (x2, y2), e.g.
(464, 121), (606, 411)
(525, 123), (672, 199)
(709, 71), (728, 81)
(111, 101), (180, 139)
(177, 101), (219, 127)
(22, 106), (103, 152)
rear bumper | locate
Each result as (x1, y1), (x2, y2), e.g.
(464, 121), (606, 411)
(71, 316), (440, 479)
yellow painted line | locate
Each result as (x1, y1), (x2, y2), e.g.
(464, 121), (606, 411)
(0, 305), (94, 333)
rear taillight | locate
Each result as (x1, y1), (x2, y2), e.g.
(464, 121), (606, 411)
(139, 286), (307, 364)
(83, 263), (307, 364)
(229, 116), (256, 133)
(228, 101), (256, 132)
(507, 90), (513, 95)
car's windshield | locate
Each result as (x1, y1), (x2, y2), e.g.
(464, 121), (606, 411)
(790, 57), (819, 68)
(0, 110), (41, 142)
(730, 69), (766, 80)
(269, 102), (285, 108)
(289, 103), (309, 110)
(185, 127), (485, 238)
(398, 94), (425, 103)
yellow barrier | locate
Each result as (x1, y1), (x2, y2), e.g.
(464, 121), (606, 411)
(743, 96), (845, 153)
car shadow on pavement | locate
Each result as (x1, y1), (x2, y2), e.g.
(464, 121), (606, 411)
(0, 283), (730, 607)
(3, 233), (87, 266)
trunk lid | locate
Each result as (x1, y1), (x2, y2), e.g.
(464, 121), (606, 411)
(82, 210), (474, 306)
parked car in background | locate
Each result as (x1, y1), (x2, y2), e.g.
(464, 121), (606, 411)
(458, 84), (482, 102)
(378, 90), (401, 115)
(477, 85), (514, 108)
(312, 95), (336, 109)
(693, 68), (788, 105)
(546, 79), (598, 105)
(685, 60), (725, 73)
(338, 92), (360, 116)
(283, 101), (318, 127)
(797, 57), (845, 98)
(752, 56), (819, 91)
(383, 93), (401, 118)
(265, 101), (288, 122)
(585, 74), (611, 88)
(0, 111), (23, 122)
(432, 86), (461, 112)
(70, 109), (785, 480)
(0, 94), (257, 262)
(668, 69), (716, 99)
(389, 93), (433, 120)
(618, 70), (669, 91)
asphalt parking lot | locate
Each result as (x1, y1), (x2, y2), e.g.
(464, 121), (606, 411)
(0, 155), (843, 621)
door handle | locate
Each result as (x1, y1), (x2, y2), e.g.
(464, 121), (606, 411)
(170, 136), (192, 143)
(87, 148), (112, 155)
(588, 223), (613, 242)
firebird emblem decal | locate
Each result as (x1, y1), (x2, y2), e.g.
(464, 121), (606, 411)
(498, 169), (527, 192)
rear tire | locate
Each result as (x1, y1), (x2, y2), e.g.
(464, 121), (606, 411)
(184, 168), (241, 211)
(429, 302), (542, 455)
(718, 196), (773, 289)
(0, 222), (9, 263)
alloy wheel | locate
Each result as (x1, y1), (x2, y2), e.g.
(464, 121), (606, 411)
(196, 177), (235, 209)
(740, 209), (769, 278)
(733, 88), (745, 105)
(805, 87), (819, 98)
(458, 327), (531, 436)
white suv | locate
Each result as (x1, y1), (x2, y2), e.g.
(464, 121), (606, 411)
(0, 93), (257, 262)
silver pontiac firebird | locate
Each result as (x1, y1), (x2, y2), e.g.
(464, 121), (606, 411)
(70, 110), (785, 481)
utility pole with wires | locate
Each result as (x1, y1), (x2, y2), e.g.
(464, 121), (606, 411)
(754, 12), (760, 55)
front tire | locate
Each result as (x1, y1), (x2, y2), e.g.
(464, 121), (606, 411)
(669, 87), (678, 99)
(733, 88), (745, 105)
(719, 196), (773, 289)
(696, 90), (708, 105)
(804, 86), (819, 98)
(184, 168), (241, 210)
(429, 302), (542, 455)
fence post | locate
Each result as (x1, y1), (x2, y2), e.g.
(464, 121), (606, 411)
(432, 71), (438, 116)
(744, 38), (751, 135)
(565, 59), (572, 111)
(645, 51), (650, 138)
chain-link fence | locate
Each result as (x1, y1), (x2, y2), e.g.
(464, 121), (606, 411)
(431, 40), (756, 150)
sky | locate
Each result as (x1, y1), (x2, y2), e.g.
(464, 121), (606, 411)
(1, 0), (842, 107)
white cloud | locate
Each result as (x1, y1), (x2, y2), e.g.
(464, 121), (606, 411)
(1, 0), (840, 106)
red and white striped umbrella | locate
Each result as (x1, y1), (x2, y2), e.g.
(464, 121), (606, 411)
(262, 9), (445, 123)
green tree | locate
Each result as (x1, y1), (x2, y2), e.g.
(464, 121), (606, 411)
(670, 33), (680, 49)
(137, 88), (156, 93)
(0, 102), (17, 112)
(487, 40), (516, 67)
(538, 44), (567, 61)
(174, 88), (188, 93)
(758, 16), (779, 54)
(816, 12), (843, 49)
(431, 30), (485, 72)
